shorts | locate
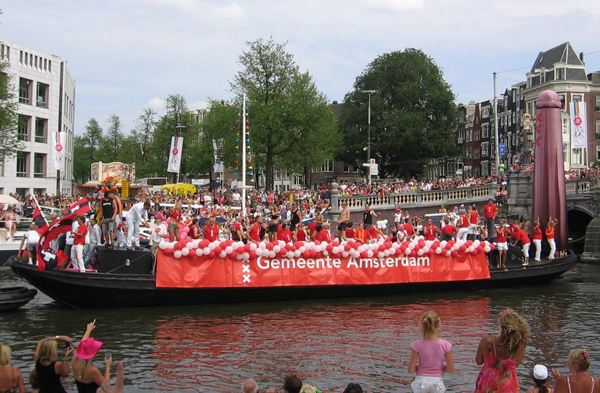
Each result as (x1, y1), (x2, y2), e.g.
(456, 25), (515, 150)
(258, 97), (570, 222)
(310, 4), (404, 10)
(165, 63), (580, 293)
(338, 222), (348, 231)
(411, 376), (446, 393)
(268, 224), (279, 233)
(101, 219), (114, 233)
(497, 242), (508, 251)
(168, 223), (179, 232)
(522, 243), (531, 257)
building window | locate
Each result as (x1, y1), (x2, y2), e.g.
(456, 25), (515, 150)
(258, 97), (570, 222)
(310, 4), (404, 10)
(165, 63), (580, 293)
(19, 78), (32, 105)
(352, 165), (359, 173)
(473, 148), (480, 159)
(34, 153), (46, 178)
(563, 117), (569, 135)
(322, 159), (334, 172)
(596, 95), (600, 111)
(482, 107), (490, 118)
(572, 148), (585, 165)
(18, 115), (31, 141)
(481, 142), (489, 157)
(563, 143), (569, 164)
(572, 94), (583, 103)
(556, 68), (565, 80)
(35, 118), (48, 143)
(16, 152), (30, 177)
(36, 83), (49, 108)
(597, 146), (600, 161)
(0, 159), (4, 176)
(482, 124), (490, 139)
(481, 160), (489, 176)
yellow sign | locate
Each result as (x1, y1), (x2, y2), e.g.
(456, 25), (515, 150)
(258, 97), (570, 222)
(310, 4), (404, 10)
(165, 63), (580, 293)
(121, 180), (130, 198)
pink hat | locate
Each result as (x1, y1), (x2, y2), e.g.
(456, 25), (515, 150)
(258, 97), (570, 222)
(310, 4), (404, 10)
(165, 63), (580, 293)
(77, 338), (103, 360)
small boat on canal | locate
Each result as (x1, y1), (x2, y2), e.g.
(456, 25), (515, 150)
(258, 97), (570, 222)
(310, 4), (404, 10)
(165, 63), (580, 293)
(0, 286), (38, 311)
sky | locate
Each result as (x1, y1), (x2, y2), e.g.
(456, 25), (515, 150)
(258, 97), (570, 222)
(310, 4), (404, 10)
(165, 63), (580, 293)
(2, 0), (600, 135)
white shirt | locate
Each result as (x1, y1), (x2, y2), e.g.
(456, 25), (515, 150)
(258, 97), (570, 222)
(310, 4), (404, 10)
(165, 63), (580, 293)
(150, 222), (168, 243)
(129, 203), (148, 223)
(24, 230), (40, 246)
(66, 221), (80, 245)
(89, 224), (102, 244)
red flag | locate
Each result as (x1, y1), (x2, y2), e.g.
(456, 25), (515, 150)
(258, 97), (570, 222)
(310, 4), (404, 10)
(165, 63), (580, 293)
(36, 198), (91, 271)
(32, 204), (49, 235)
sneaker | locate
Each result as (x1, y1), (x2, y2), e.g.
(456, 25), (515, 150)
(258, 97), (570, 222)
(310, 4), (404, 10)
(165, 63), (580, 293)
(135, 246), (144, 250)
(126, 247), (133, 250)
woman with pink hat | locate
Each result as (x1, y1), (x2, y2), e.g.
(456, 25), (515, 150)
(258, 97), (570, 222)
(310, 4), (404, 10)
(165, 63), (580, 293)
(71, 320), (112, 393)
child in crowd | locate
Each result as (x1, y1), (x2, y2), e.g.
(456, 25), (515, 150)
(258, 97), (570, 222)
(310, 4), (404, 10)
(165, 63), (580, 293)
(526, 364), (553, 393)
(408, 311), (454, 393)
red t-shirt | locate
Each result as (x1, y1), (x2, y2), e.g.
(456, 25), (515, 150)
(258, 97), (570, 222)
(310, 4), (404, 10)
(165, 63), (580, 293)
(459, 215), (469, 228)
(441, 225), (457, 236)
(404, 223), (415, 236)
(315, 230), (330, 242)
(346, 228), (355, 238)
(424, 225), (437, 241)
(204, 224), (219, 242)
(74, 224), (87, 246)
(533, 226), (542, 240)
(469, 211), (479, 225)
(249, 224), (261, 242)
(546, 226), (555, 239)
(483, 204), (497, 219)
(496, 227), (508, 243)
(280, 230), (293, 243)
(518, 229), (530, 244)
(308, 222), (317, 239)
(296, 229), (307, 241)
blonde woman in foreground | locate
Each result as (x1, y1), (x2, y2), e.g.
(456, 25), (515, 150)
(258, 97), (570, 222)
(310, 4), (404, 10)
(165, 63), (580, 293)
(408, 311), (454, 392)
(552, 349), (600, 393)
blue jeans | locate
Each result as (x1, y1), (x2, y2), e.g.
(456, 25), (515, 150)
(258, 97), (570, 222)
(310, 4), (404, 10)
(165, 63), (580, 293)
(83, 242), (97, 267)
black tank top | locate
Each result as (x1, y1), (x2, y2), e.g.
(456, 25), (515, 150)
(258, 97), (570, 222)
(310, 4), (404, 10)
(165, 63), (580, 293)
(101, 198), (114, 219)
(363, 210), (373, 225)
(36, 359), (66, 393)
(75, 379), (100, 393)
(291, 210), (300, 225)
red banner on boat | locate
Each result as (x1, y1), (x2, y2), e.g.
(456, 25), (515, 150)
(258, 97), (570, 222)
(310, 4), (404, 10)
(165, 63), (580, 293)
(156, 252), (490, 288)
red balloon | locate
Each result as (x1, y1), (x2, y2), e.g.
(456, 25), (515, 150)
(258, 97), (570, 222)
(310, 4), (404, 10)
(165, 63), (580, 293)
(164, 248), (173, 255)
(360, 252), (368, 258)
(174, 243), (183, 251)
(344, 244), (352, 251)
(249, 250), (256, 258)
(214, 247), (222, 254)
(208, 251), (216, 258)
(451, 251), (458, 257)
(199, 240), (209, 249)
(230, 251), (238, 260)
(244, 243), (251, 252)
(309, 250), (317, 258)
(326, 244), (333, 252)
(280, 248), (288, 255)
(266, 243), (274, 251)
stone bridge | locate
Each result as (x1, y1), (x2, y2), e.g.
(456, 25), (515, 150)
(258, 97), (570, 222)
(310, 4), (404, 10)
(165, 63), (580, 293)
(332, 178), (594, 247)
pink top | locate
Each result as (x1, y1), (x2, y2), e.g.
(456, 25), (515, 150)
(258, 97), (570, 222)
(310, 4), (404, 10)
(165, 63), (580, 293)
(411, 338), (452, 377)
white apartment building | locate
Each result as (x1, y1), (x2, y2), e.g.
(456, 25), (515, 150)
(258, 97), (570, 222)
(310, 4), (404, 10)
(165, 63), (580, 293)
(0, 39), (75, 197)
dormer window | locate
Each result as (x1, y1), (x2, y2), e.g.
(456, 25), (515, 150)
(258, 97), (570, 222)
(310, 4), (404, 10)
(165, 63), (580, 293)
(556, 68), (565, 80)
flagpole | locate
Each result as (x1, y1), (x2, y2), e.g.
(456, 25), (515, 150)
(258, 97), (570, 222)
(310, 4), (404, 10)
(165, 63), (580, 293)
(31, 193), (49, 227)
(241, 94), (247, 218)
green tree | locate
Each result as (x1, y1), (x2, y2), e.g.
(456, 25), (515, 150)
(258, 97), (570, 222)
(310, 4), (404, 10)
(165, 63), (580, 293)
(131, 108), (156, 177)
(339, 48), (459, 179)
(73, 135), (92, 183)
(0, 52), (24, 163)
(97, 114), (124, 162)
(81, 118), (103, 161)
(231, 37), (339, 190)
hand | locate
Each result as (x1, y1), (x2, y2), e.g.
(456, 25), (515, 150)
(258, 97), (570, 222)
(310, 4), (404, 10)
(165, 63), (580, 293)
(65, 346), (74, 357)
(552, 367), (561, 378)
(86, 319), (97, 333)
(97, 362), (123, 393)
(105, 356), (113, 368)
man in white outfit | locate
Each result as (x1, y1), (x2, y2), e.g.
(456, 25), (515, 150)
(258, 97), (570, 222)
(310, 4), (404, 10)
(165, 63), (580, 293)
(126, 201), (150, 250)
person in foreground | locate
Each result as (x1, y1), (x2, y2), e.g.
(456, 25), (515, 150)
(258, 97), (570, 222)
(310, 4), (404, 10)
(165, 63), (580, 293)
(474, 308), (530, 393)
(408, 311), (454, 392)
(0, 344), (26, 393)
(72, 320), (112, 393)
(526, 364), (553, 393)
(552, 349), (599, 393)
(96, 362), (123, 393)
(35, 335), (73, 393)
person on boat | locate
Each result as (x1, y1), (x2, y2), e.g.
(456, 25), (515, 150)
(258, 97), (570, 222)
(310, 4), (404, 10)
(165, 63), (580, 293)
(111, 193), (126, 248)
(203, 216), (220, 242)
(100, 191), (116, 248)
(315, 223), (332, 242)
(552, 349), (599, 393)
(248, 216), (262, 243)
(279, 223), (294, 243)
(84, 218), (102, 269)
(150, 217), (168, 258)
(125, 201), (150, 250)
(513, 226), (531, 265)
(337, 202), (350, 241)
(474, 308), (530, 393)
(345, 222), (356, 240)
(496, 220), (509, 269)
(468, 205), (479, 236)
(188, 218), (202, 240)
(290, 203), (302, 232)
(34, 336), (74, 393)
(408, 311), (454, 393)
(483, 199), (498, 240)
(457, 209), (469, 242)
(18, 223), (40, 264)
(72, 216), (88, 273)
(294, 222), (308, 242)
(362, 203), (379, 230)
(440, 217), (457, 241)
(167, 202), (182, 242)
(423, 218), (440, 241)
(546, 217), (558, 260)
(526, 364), (553, 393)
(532, 219), (543, 262)
(0, 344), (26, 393)
(71, 320), (112, 393)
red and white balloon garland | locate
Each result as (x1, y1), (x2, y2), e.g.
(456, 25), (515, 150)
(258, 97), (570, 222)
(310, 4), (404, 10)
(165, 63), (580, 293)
(158, 235), (495, 261)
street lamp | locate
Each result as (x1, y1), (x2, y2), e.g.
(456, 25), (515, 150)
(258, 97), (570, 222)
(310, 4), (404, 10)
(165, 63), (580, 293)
(360, 89), (377, 184)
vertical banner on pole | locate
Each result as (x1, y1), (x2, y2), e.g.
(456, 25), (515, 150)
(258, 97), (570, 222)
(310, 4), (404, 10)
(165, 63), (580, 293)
(212, 139), (224, 173)
(167, 136), (183, 173)
(51, 132), (65, 171)
(570, 102), (587, 149)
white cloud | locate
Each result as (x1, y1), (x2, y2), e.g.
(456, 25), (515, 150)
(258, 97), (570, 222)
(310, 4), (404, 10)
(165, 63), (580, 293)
(148, 97), (166, 110)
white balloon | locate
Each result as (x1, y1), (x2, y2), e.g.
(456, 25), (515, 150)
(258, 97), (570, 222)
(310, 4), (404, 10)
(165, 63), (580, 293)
(294, 250), (301, 257)
(225, 246), (233, 254)
(249, 243), (257, 251)
(181, 248), (190, 256)
(231, 242), (240, 250)
(195, 248), (203, 257)
(243, 252), (250, 261)
(208, 242), (216, 250)
(273, 246), (281, 253)
(484, 246), (491, 253)
(299, 247), (306, 253)
(159, 241), (168, 250)
(186, 242), (194, 249)
(219, 251), (227, 258)
(269, 251), (276, 258)
(174, 250), (182, 259)
(342, 251), (349, 258)
(287, 251), (294, 258)
(236, 253), (243, 260)
(203, 248), (210, 255)
(445, 251), (452, 257)
(332, 246), (339, 254)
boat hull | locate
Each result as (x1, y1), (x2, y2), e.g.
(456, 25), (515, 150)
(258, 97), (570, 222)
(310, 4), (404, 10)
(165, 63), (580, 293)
(9, 252), (577, 308)
(0, 286), (37, 311)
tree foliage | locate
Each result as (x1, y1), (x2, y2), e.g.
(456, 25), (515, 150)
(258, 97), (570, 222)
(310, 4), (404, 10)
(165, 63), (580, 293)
(0, 55), (24, 163)
(339, 48), (459, 179)
(231, 37), (339, 190)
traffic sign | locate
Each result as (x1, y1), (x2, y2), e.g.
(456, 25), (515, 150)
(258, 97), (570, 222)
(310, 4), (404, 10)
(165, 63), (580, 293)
(499, 143), (506, 156)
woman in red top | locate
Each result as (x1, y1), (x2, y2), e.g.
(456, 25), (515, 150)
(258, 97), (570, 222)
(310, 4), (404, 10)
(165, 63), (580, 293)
(468, 205), (479, 236)
(457, 212), (469, 242)
(295, 223), (307, 242)
(495, 221), (509, 269)
(203, 217), (220, 242)
(546, 217), (558, 260)
(168, 203), (182, 242)
(248, 217), (262, 243)
(279, 223), (293, 243)
(188, 218), (201, 240)
(532, 219), (543, 262)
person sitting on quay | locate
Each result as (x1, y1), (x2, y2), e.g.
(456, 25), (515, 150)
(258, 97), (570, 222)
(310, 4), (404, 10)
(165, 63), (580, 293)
(552, 349), (600, 393)
(343, 383), (363, 393)
(71, 320), (112, 393)
(241, 378), (259, 393)
(34, 335), (74, 393)
(0, 344), (26, 393)
(526, 364), (553, 393)
(408, 311), (454, 393)
(474, 308), (530, 393)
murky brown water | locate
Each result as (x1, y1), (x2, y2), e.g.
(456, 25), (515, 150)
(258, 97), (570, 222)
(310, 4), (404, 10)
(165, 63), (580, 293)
(1, 262), (598, 392)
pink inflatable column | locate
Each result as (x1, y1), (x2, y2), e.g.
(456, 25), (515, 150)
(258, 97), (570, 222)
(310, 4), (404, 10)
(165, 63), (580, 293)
(532, 90), (568, 251)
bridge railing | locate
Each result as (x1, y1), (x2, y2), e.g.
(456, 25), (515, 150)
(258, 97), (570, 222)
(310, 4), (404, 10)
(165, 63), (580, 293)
(337, 179), (590, 211)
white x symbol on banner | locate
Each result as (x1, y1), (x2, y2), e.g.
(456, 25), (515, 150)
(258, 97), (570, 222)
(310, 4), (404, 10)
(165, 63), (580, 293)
(243, 274), (251, 283)
(242, 265), (250, 273)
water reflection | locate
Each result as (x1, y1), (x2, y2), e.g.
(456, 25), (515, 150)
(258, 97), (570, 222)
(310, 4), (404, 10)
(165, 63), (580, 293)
(1, 264), (599, 392)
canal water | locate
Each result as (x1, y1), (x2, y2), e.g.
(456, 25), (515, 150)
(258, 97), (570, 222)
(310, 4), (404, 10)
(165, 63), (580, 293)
(1, 263), (599, 392)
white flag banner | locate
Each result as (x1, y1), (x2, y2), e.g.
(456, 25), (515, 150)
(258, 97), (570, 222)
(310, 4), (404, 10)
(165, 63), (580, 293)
(51, 132), (65, 172)
(167, 136), (183, 173)
(570, 101), (587, 149)
(212, 139), (224, 173)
